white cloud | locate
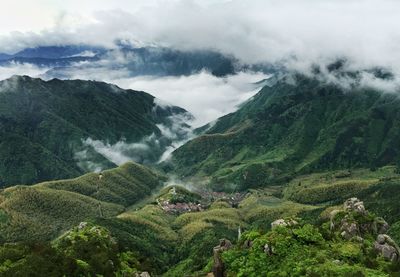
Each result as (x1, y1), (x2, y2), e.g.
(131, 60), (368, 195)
(1, 0), (400, 77)
(81, 137), (154, 166)
(0, 62), (49, 81)
(63, 70), (269, 127)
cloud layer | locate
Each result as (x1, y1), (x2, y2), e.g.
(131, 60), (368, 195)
(1, 0), (400, 74)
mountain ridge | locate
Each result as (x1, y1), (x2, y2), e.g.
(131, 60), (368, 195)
(0, 75), (192, 187)
(169, 74), (400, 190)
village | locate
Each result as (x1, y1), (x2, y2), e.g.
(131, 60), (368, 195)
(157, 185), (248, 214)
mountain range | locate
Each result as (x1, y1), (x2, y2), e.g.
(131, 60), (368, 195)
(0, 45), (257, 78)
(0, 67), (400, 275)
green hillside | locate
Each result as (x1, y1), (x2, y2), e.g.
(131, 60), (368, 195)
(0, 162), (165, 242)
(0, 75), (191, 187)
(170, 74), (400, 191)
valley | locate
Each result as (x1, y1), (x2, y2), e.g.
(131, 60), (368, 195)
(0, 73), (400, 276)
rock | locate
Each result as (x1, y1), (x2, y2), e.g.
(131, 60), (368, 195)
(343, 198), (366, 214)
(264, 243), (273, 255)
(340, 221), (359, 240)
(135, 272), (151, 277)
(351, 236), (364, 243)
(332, 259), (342, 265)
(78, 222), (88, 230)
(329, 209), (340, 230)
(212, 239), (232, 277)
(374, 217), (389, 234)
(330, 198), (391, 241)
(271, 218), (298, 229)
(374, 234), (400, 263)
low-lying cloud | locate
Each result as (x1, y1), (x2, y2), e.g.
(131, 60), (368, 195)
(75, 112), (196, 170)
(112, 71), (269, 126)
(0, 62), (49, 80)
(58, 69), (269, 127)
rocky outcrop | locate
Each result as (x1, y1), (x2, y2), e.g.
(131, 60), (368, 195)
(343, 197), (366, 214)
(271, 218), (298, 229)
(212, 239), (232, 277)
(330, 198), (389, 241)
(330, 197), (398, 263)
(374, 234), (400, 263)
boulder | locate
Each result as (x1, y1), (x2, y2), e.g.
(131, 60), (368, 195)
(271, 218), (298, 229)
(330, 198), (390, 241)
(263, 243), (275, 255)
(343, 198), (366, 214)
(340, 221), (359, 240)
(212, 239), (233, 277)
(374, 234), (400, 263)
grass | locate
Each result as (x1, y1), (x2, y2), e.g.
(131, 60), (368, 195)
(0, 186), (123, 242)
(0, 162), (164, 242)
(283, 167), (400, 204)
(37, 162), (165, 207)
(240, 194), (317, 231)
(174, 207), (245, 242)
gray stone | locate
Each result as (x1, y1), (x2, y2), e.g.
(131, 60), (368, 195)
(343, 198), (366, 214)
(374, 234), (400, 263)
(212, 239), (233, 277)
(271, 218), (298, 229)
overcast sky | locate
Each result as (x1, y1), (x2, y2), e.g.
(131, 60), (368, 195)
(1, 0), (400, 72)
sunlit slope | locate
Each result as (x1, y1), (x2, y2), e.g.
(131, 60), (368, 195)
(0, 162), (165, 241)
(171, 74), (400, 190)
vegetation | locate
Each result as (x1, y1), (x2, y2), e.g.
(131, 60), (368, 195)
(0, 162), (163, 242)
(0, 222), (139, 277)
(170, 74), (400, 191)
(222, 208), (400, 276)
(0, 75), (190, 187)
(1, 73), (400, 276)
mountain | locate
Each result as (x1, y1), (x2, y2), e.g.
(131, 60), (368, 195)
(0, 44), (277, 78)
(43, 46), (240, 78)
(6, 45), (105, 59)
(0, 76), (192, 187)
(169, 74), (400, 191)
(0, 45), (104, 67)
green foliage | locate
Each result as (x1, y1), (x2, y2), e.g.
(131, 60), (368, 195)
(0, 75), (189, 186)
(157, 185), (201, 204)
(0, 162), (163, 242)
(222, 222), (396, 277)
(389, 221), (400, 243)
(0, 223), (138, 277)
(293, 224), (324, 243)
(53, 222), (121, 276)
(171, 75), (400, 191)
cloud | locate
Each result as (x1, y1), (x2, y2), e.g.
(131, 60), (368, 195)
(75, 112), (196, 167)
(53, 66), (269, 126)
(81, 137), (153, 165)
(1, 0), (400, 76)
(0, 62), (49, 81)
(119, 71), (270, 127)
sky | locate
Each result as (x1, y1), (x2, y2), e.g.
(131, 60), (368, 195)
(1, 0), (400, 71)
